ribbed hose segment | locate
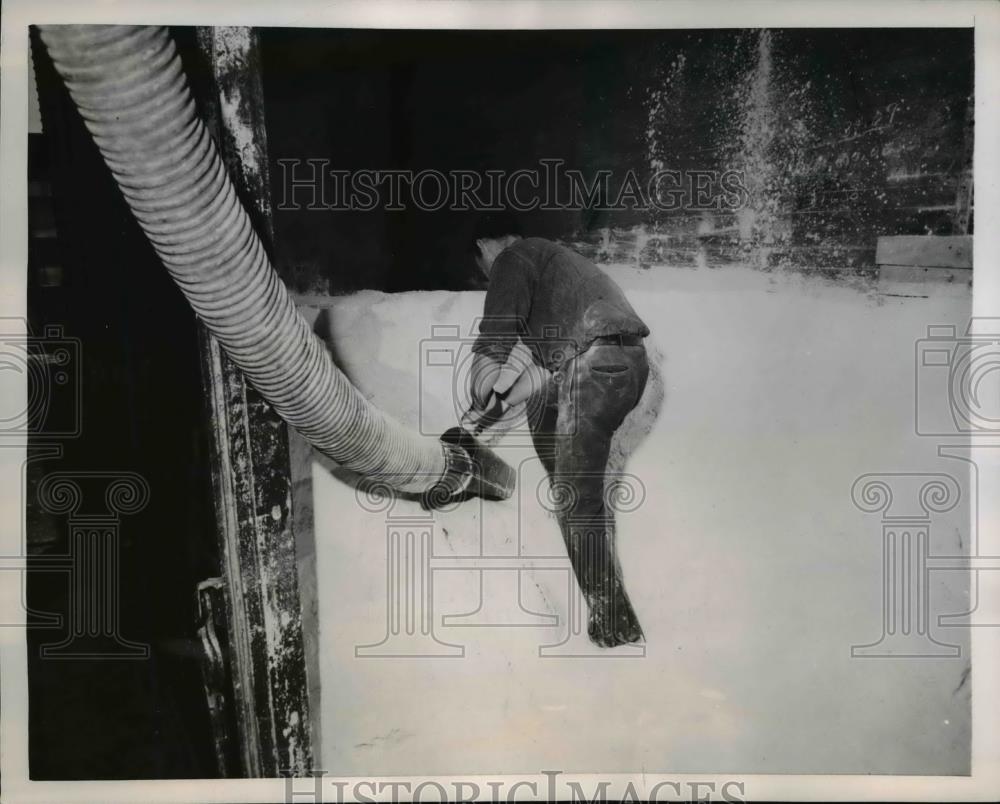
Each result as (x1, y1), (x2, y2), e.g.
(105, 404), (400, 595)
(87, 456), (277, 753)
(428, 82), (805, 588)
(39, 25), (448, 493)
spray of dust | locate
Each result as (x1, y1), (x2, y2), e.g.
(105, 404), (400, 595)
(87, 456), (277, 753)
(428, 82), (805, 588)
(637, 29), (826, 271)
(734, 30), (782, 266)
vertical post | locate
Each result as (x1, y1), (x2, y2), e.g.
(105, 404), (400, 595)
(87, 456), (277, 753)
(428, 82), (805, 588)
(194, 26), (312, 777)
(953, 96), (974, 236)
(195, 27), (276, 250)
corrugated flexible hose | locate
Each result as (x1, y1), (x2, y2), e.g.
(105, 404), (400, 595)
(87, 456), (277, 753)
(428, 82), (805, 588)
(39, 24), (470, 497)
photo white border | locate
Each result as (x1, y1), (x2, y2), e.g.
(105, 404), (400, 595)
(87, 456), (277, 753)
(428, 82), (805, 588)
(2, 1), (998, 801)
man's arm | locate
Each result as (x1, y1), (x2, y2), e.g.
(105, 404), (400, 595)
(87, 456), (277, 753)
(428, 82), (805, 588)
(502, 362), (551, 407)
(469, 253), (533, 408)
(469, 351), (503, 410)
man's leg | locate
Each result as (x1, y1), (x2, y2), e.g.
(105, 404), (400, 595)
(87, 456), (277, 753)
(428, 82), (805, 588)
(553, 343), (649, 647)
(528, 372), (559, 478)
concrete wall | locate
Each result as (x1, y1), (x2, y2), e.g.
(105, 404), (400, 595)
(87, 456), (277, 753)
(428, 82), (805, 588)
(292, 265), (972, 775)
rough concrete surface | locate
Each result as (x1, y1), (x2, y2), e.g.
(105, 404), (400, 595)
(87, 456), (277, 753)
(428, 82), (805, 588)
(295, 264), (971, 775)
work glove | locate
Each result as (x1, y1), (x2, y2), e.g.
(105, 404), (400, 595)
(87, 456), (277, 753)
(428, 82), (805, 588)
(461, 391), (506, 434)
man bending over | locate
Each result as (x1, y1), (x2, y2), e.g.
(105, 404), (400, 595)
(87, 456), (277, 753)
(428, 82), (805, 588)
(466, 214), (650, 647)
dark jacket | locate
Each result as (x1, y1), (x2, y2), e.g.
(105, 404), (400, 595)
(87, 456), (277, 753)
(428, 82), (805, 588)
(471, 237), (649, 370)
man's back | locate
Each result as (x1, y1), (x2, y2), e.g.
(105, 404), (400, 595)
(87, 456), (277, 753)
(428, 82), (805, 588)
(474, 237), (649, 369)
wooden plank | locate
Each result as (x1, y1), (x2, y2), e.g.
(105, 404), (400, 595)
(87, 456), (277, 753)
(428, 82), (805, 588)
(194, 26), (312, 778)
(875, 235), (972, 269)
(200, 336), (312, 777)
(195, 27), (276, 251)
(953, 96), (974, 235)
(879, 264), (973, 286)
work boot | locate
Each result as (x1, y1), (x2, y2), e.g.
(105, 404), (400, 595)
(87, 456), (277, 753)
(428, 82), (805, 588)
(585, 584), (644, 647)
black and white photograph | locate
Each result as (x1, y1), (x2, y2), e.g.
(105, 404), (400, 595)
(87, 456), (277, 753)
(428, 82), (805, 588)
(1, 1), (999, 801)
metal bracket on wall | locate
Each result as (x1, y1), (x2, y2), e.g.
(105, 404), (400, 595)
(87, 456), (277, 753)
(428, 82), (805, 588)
(195, 577), (237, 777)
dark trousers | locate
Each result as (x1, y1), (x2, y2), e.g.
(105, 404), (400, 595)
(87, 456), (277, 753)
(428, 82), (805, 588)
(529, 341), (649, 646)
